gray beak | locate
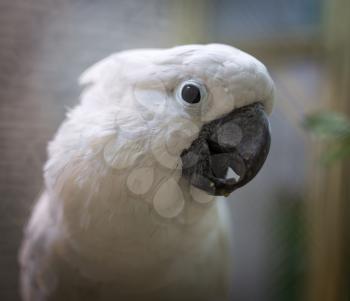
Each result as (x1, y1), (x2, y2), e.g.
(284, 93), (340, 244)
(180, 102), (271, 196)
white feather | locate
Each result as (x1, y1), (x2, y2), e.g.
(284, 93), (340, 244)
(20, 44), (274, 301)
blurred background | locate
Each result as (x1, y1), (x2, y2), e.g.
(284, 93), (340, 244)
(0, 0), (349, 300)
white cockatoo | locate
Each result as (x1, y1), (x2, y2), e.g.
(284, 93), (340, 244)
(19, 44), (274, 301)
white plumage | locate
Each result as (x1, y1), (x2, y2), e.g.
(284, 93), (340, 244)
(19, 44), (274, 301)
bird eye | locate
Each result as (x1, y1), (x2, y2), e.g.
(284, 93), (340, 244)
(181, 84), (201, 104)
(177, 80), (207, 105)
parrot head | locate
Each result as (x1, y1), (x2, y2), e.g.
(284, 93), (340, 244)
(56, 44), (274, 204)
(36, 44), (275, 288)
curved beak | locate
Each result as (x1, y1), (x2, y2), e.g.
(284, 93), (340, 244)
(181, 102), (271, 196)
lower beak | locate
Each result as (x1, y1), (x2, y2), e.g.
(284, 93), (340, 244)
(181, 102), (271, 196)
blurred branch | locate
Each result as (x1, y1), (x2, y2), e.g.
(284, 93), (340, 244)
(269, 195), (307, 301)
(306, 0), (350, 300)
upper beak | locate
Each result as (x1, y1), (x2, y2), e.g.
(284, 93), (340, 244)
(181, 102), (271, 196)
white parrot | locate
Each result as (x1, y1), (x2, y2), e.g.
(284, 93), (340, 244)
(19, 44), (274, 301)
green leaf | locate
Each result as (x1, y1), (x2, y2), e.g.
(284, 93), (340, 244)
(303, 112), (350, 139)
(320, 140), (350, 165)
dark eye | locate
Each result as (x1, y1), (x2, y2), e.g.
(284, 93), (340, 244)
(176, 80), (207, 107)
(181, 84), (201, 104)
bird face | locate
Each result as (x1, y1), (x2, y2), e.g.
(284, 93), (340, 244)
(76, 44), (274, 198)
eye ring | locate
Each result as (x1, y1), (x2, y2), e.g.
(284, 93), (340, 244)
(176, 80), (207, 105)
